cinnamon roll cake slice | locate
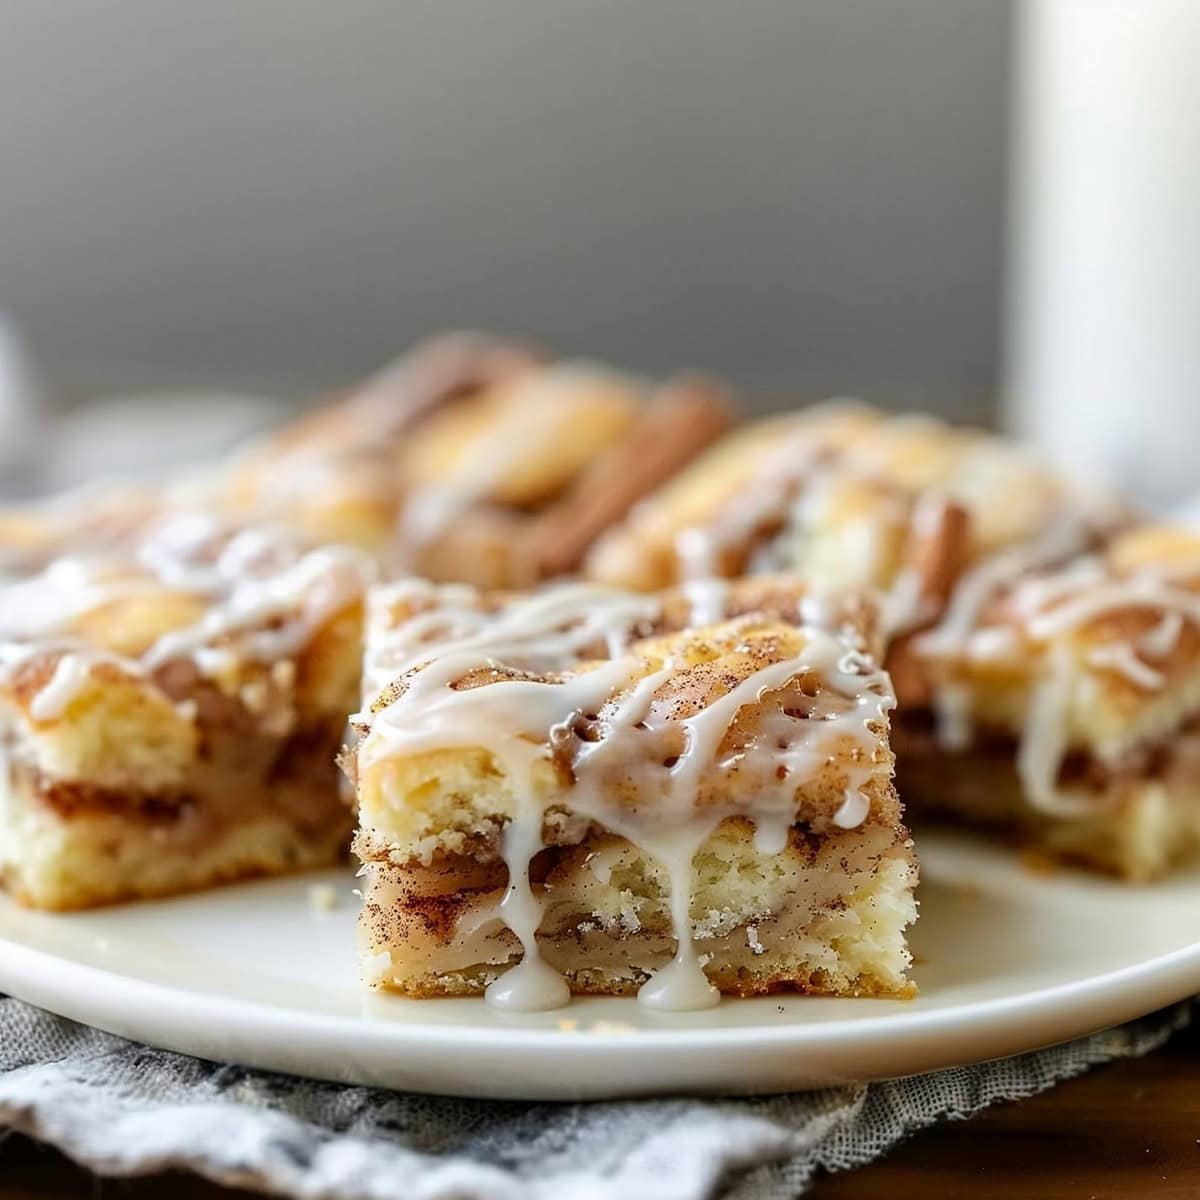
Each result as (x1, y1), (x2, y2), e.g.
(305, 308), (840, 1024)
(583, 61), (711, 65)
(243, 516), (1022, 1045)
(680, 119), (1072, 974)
(897, 525), (1200, 879)
(585, 403), (1128, 639)
(345, 576), (916, 1009)
(0, 512), (370, 909)
(224, 331), (734, 588)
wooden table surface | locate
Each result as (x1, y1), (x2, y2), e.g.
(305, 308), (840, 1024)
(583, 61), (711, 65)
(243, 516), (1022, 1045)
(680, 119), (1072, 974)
(4, 1018), (1199, 1199)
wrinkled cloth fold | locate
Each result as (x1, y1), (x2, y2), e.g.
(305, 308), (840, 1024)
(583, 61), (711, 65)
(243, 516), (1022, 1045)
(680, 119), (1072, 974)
(0, 997), (1190, 1200)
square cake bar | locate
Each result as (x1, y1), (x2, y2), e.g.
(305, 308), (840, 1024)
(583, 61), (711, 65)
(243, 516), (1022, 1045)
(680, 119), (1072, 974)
(0, 511), (370, 909)
(897, 525), (1200, 879)
(224, 332), (734, 588)
(586, 403), (1127, 638)
(346, 576), (916, 1009)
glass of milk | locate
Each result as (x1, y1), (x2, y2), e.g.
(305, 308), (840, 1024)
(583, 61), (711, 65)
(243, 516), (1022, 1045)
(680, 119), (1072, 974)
(1005, 0), (1200, 509)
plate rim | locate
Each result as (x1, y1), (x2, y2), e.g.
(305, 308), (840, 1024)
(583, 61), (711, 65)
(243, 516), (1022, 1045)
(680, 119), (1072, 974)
(2, 916), (1198, 1068)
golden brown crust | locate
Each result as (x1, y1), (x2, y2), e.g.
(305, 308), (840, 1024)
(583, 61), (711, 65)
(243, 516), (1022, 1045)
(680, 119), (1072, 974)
(374, 964), (917, 1001)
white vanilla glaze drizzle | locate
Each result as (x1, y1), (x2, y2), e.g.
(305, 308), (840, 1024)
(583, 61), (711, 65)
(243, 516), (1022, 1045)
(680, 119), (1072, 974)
(918, 512), (1099, 662)
(0, 555), (162, 641)
(671, 408), (1123, 799)
(1019, 567), (1200, 811)
(1024, 578), (1200, 640)
(0, 511), (372, 720)
(681, 578), (731, 627)
(143, 541), (367, 670)
(29, 654), (96, 721)
(880, 490), (955, 637)
(1016, 645), (1092, 816)
(908, 514), (1113, 758)
(674, 435), (834, 582)
(924, 542), (1200, 817)
(359, 582), (894, 1011)
(1085, 643), (1166, 690)
(486, 789), (573, 1012)
(677, 416), (1122, 784)
(1140, 610), (1185, 659)
(833, 788), (871, 829)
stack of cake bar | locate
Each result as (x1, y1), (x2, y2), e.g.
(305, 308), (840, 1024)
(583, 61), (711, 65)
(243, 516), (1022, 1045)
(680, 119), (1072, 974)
(2, 331), (1196, 1011)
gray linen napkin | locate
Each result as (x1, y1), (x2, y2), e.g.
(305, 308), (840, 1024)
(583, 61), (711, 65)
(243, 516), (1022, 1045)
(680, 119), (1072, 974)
(0, 996), (1190, 1199)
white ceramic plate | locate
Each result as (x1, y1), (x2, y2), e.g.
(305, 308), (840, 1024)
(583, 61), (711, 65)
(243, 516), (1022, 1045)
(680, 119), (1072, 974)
(1, 828), (1198, 1101)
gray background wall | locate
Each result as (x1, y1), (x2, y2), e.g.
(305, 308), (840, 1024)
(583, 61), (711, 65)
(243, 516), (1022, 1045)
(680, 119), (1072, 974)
(0, 0), (1010, 418)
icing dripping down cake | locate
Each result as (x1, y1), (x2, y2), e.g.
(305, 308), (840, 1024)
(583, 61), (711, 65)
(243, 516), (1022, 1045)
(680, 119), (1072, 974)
(344, 576), (917, 1011)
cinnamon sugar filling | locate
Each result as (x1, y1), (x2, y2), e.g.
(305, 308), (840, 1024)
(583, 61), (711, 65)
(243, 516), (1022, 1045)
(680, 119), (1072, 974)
(8, 723), (350, 841)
